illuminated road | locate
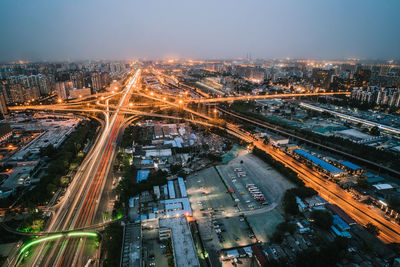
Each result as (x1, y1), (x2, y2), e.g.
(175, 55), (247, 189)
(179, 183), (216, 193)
(251, 141), (400, 243)
(129, 86), (400, 244)
(184, 91), (351, 103)
(212, 109), (400, 244)
(218, 108), (400, 177)
(15, 70), (141, 267)
(7, 69), (398, 264)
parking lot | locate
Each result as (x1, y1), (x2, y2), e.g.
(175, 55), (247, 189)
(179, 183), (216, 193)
(186, 167), (238, 219)
(213, 216), (256, 249)
(216, 164), (270, 211)
(186, 152), (294, 258)
(231, 153), (295, 210)
(186, 167), (257, 256)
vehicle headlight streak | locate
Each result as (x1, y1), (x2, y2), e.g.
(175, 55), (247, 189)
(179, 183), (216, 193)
(19, 232), (98, 255)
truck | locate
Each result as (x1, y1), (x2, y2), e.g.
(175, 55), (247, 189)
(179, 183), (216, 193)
(249, 188), (260, 192)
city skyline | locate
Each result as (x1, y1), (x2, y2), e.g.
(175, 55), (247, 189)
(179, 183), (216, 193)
(1, 1), (400, 266)
(1, 0), (400, 62)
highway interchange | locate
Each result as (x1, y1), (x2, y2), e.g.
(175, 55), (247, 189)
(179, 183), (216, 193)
(6, 68), (400, 266)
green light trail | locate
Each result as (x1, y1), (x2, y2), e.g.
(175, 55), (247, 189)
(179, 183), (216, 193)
(67, 232), (98, 237)
(20, 234), (63, 254)
(19, 231), (98, 255)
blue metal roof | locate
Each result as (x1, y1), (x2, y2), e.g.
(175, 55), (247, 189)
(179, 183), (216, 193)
(294, 149), (345, 175)
(162, 184), (168, 196)
(141, 159), (154, 165)
(366, 176), (385, 184)
(136, 170), (150, 183)
(129, 197), (135, 208)
(160, 198), (192, 216)
(341, 161), (362, 170)
(333, 215), (350, 231)
(331, 225), (342, 236)
(174, 137), (183, 148)
(168, 180), (175, 199)
(178, 177), (187, 197)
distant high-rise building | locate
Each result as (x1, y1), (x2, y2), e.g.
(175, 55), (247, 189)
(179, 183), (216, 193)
(100, 72), (110, 89)
(0, 123), (12, 141)
(311, 68), (333, 89)
(110, 63), (124, 73)
(71, 72), (84, 89)
(375, 90), (385, 105)
(0, 83), (10, 105)
(38, 74), (51, 95)
(355, 69), (371, 84)
(91, 72), (101, 92)
(249, 67), (265, 82)
(388, 90), (400, 107)
(26, 86), (40, 101)
(55, 81), (73, 99)
(8, 84), (25, 103)
(0, 94), (8, 118)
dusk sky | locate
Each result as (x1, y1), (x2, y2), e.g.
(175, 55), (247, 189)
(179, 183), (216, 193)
(1, 0), (399, 61)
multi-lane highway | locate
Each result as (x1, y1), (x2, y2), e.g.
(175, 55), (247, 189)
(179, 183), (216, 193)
(184, 91), (351, 103)
(129, 84), (400, 244)
(7, 68), (399, 264)
(250, 140), (400, 243)
(15, 70), (141, 267)
(217, 107), (400, 177)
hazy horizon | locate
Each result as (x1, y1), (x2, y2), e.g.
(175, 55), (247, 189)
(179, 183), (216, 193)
(1, 0), (399, 62)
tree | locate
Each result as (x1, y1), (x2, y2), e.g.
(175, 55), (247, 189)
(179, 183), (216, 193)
(170, 164), (182, 174)
(370, 126), (380, 136)
(102, 223), (123, 267)
(365, 223), (380, 236)
(387, 243), (400, 255)
(356, 177), (368, 188)
(283, 191), (299, 215)
(295, 237), (348, 267)
(310, 210), (333, 230)
(40, 144), (57, 157)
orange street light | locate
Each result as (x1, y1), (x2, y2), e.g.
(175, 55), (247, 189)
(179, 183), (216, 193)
(57, 98), (62, 103)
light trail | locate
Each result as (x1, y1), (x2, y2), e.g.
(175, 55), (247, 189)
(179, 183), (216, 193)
(184, 92), (351, 103)
(19, 232), (98, 256)
(13, 70), (141, 267)
(130, 83), (400, 244)
(6, 69), (396, 265)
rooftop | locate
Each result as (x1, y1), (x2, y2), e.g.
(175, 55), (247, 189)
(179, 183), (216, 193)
(341, 161), (362, 171)
(293, 149), (346, 175)
(159, 217), (200, 267)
